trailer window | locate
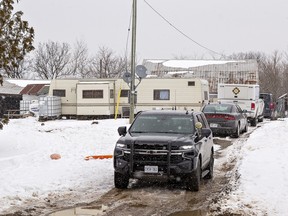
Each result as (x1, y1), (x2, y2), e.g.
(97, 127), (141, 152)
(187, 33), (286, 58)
(120, 90), (129, 97)
(82, 90), (103, 99)
(204, 91), (208, 100)
(188, 81), (195, 86)
(153, 90), (170, 100)
(53, 89), (66, 97)
(110, 89), (114, 99)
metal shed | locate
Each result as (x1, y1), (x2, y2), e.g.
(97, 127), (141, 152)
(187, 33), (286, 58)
(143, 59), (258, 97)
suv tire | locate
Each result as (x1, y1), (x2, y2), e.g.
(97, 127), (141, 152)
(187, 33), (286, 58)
(114, 171), (129, 189)
(204, 151), (214, 179)
(187, 159), (201, 191)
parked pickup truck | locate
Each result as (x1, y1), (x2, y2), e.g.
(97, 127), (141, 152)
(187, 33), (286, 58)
(217, 84), (264, 126)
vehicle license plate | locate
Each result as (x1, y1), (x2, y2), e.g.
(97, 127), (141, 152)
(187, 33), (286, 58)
(144, 165), (158, 173)
(210, 123), (218, 127)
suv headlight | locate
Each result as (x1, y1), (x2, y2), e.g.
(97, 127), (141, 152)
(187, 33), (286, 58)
(179, 145), (197, 159)
(116, 143), (127, 149)
(179, 145), (194, 150)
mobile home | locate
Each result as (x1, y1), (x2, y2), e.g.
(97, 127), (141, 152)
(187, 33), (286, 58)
(48, 78), (209, 118)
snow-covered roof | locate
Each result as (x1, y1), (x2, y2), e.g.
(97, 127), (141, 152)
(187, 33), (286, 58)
(144, 59), (246, 69)
(6, 79), (50, 87)
(167, 70), (193, 75)
(79, 81), (111, 84)
(0, 79), (50, 95)
(0, 80), (23, 95)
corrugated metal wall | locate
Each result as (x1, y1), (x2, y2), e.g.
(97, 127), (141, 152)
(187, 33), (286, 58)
(143, 60), (258, 94)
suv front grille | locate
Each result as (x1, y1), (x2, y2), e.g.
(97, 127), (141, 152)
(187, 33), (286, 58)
(127, 143), (179, 150)
(123, 143), (186, 173)
(135, 154), (182, 163)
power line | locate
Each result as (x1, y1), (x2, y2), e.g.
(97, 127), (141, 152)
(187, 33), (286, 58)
(124, 5), (133, 72)
(143, 0), (225, 58)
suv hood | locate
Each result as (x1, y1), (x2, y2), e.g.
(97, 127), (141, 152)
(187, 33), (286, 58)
(119, 132), (195, 145)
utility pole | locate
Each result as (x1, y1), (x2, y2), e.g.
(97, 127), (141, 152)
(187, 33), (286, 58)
(130, 0), (137, 123)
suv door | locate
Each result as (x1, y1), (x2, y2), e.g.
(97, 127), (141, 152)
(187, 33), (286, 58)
(195, 113), (213, 167)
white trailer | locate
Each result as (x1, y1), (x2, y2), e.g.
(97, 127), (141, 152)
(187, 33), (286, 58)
(217, 83), (264, 126)
(76, 81), (116, 117)
(48, 78), (209, 118)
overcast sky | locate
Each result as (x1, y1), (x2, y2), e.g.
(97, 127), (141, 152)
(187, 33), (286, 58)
(14, 0), (288, 62)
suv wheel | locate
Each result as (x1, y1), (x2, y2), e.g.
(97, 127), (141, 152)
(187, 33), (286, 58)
(204, 151), (214, 179)
(114, 171), (129, 189)
(187, 159), (201, 191)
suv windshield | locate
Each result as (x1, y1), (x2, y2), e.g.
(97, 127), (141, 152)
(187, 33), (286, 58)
(129, 114), (195, 134)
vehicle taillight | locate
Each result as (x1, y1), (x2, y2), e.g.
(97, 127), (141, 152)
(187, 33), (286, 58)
(251, 102), (255, 110)
(224, 115), (236, 120)
(205, 114), (213, 119)
(205, 114), (235, 120)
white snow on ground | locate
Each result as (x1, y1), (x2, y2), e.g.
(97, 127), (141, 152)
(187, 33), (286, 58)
(214, 119), (288, 215)
(1, 117), (288, 215)
(0, 117), (129, 214)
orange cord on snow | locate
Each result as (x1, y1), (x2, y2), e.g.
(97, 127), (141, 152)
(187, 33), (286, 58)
(84, 155), (113, 160)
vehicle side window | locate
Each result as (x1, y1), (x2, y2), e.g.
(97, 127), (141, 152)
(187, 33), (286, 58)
(196, 114), (208, 128)
(236, 105), (243, 113)
(200, 113), (209, 128)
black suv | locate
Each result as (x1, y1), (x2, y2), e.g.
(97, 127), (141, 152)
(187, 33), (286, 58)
(113, 110), (214, 191)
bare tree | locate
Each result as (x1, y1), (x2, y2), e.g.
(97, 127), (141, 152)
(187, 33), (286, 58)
(280, 51), (288, 96)
(68, 40), (91, 78)
(32, 41), (70, 79)
(227, 51), (281, 96)
(259, 51), (283, 99)
(89, 46), (127, 78)
(228, 51), (264, 61)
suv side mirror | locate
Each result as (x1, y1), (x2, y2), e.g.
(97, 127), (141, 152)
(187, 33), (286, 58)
(195, 122), (203, 129)
(201, 128), (212, 138)
(118, 126), (127, 136)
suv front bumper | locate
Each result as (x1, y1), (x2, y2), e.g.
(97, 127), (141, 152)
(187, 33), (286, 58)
(114, 153), (198, 180)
